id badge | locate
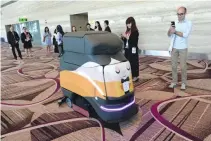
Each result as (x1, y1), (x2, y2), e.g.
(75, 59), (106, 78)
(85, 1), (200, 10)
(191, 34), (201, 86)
(132, 47), (136, 54)
(123, 81), (129, 92)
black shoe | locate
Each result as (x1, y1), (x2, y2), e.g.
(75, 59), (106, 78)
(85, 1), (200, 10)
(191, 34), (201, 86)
(58, 97), (67, 106)
(58, 54), (63, 57)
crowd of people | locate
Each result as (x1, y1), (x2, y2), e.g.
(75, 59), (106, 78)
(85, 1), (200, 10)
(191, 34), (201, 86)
(6, 6), (192, 89)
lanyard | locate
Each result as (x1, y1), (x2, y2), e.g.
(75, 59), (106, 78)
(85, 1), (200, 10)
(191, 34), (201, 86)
(125, 31), (131, 48)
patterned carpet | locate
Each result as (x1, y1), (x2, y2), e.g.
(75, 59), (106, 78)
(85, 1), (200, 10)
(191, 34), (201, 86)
(1, 43), (211, 141)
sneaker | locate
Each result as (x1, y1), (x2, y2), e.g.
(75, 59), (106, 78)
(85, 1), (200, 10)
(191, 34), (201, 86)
(168, 83), (176, 88)
(132, 77), (139, 82)
(66, 98), (72, 108)
(181, 83), (186, 90)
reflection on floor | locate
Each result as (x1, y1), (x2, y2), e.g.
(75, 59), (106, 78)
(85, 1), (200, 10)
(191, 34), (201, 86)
(1, 44), (211, 141)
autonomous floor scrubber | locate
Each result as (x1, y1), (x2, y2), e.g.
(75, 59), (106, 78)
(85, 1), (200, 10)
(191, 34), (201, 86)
(59, 31), (138, 123)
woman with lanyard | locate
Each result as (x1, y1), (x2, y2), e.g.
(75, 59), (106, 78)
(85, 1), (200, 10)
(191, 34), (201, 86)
(56, 25), (64, 57)
(121, 17), (139, 82)
(121, 29), (131, 60)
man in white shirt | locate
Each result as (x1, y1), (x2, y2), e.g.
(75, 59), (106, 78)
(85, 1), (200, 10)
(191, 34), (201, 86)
(167, 6), (192, 90)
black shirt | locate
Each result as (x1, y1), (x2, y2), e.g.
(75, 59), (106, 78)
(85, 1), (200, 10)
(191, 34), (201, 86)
(105, 26), (111, 32)
(7, 31), (20, 45)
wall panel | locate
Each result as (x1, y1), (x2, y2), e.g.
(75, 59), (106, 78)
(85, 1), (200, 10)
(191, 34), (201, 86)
(1, 1), (211, 54)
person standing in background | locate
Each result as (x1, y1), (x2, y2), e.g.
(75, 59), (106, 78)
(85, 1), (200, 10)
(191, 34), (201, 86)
(43, 26), (52, 55)
(121, 17), (139, 82)
(7, 25), (22, 60)
(56, 25), (64, 57)
(168, 6), (192, 90)
(104, 20), (111, 32)
(94, 21), (102, 31)
(72, 26), (77, 32)
(53, 29), (59, 53)
(86, 23), (94, 31)
(21, 27), (33, 57)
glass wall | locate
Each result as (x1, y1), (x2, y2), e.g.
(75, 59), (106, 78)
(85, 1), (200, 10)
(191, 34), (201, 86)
(13, 20), (42, 46)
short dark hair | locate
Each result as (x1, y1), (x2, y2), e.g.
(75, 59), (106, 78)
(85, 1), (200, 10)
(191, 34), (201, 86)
(23, 27), (26, 30)
(104, 20), (109, 25)
(86, 23), (91, 26)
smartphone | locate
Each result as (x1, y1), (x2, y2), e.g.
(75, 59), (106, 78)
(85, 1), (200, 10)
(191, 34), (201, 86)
(171, 21), (175, 27)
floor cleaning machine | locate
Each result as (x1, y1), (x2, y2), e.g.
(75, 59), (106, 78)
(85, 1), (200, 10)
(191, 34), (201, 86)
(59, 31), (138, 123)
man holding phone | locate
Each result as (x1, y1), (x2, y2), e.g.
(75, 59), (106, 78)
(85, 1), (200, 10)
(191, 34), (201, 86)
(167, 6), (192, 90)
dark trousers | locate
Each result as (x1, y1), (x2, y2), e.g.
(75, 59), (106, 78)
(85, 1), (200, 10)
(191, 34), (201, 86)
(128, 47), (139, 77)
(54, 44), (59, 53)
(11, 43), (22, 59)
(58, 44), (64, 55)
(124, 48), (129, 60)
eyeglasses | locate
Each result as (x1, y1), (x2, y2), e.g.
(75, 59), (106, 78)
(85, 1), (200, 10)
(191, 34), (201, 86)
(177, 13), (185, 16)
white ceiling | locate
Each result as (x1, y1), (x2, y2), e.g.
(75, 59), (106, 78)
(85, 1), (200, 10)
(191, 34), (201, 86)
(1, 0), (11, 5)
(1, 1), (211, 24)
(1, 0), (18, 7)
(0, 1), (134, 20)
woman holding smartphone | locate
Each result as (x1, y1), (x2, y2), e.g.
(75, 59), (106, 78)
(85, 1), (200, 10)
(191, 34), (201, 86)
(121, 17), (139, 82)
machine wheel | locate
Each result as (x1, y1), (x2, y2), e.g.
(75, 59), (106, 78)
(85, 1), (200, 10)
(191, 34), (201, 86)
(73, 96), (98, 118)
